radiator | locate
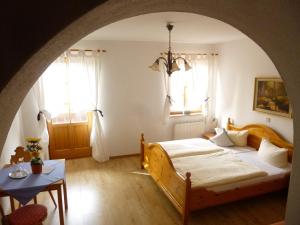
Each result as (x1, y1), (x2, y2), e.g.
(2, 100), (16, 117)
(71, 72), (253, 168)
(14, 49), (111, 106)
(174, 120), (205, 140)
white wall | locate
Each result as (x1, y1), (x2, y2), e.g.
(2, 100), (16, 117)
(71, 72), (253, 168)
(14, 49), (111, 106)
(74, 40), (215, 156)
(2, 38), (293, 160)
(215, 38), (293, 143)
(0, 89), (47, 166)
(0, 110), (24, 167)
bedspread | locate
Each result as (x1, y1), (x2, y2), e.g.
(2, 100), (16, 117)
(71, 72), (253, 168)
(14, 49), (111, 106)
(172, 152), (268, 188)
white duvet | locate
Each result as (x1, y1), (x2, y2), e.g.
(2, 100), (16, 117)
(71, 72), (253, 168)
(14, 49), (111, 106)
(172, 152), (268, 188)
(158, 138), (223, 158)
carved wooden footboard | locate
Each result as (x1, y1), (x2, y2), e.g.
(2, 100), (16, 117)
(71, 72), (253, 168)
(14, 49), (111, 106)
(140, 134), (192, 225)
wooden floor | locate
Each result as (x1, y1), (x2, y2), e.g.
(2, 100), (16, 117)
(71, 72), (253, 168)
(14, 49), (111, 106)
(3, 156), (287, 225)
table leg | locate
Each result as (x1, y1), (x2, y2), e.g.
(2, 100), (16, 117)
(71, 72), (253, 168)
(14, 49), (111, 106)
(57, 185), (64, 225)
(33, 196), (37, 204)
(9, 196), (15, 212)
(48, 191), (57, 208)
(63, 180), (68, 210)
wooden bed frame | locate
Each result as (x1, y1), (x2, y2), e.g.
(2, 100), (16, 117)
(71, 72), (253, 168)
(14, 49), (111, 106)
(140, 118), (293, 225)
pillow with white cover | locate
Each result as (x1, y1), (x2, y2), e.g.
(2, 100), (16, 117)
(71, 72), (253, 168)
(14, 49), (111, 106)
(227, 130), (249, 147)
(258, 139), (288, 168)
(214, 127), (223, 135)
(210, 129), (234, 147)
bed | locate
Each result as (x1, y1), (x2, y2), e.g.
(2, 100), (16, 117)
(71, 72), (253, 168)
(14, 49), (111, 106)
(140, 118), (293, 225)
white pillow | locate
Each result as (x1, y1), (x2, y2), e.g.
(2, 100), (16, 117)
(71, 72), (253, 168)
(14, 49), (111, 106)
(214, 127), (223, 135)
(227, 130), (249, 147)
(258, 139), (288, 168)
(210, 129), (234, 147)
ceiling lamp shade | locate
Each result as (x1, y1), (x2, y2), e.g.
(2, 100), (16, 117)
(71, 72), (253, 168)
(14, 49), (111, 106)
(149, 59), (160, 71)
(149, 23), (192, 76)
(170, 61), (180, 73)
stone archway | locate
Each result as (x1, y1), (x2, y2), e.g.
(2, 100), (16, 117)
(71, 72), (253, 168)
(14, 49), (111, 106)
(1, 1), (300, 224)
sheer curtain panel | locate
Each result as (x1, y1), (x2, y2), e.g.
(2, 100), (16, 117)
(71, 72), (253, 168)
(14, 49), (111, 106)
(32, 79), (50, 160)
(87, 52), (109, 162)
(39, 50), (109, 162)
(168, 53), (218, 123)
(169, 54), (209, 115)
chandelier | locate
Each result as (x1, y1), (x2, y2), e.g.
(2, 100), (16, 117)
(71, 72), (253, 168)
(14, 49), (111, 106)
(149, 23), (192, 76)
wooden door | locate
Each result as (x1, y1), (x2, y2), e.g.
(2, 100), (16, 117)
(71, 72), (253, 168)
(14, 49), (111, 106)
(48, 113), (93, 159)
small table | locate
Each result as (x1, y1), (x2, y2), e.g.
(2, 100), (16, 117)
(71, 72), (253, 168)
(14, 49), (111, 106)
(0, 160), (68, 225)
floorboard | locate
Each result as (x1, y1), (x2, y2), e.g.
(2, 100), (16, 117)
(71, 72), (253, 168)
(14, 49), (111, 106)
(2, 156), (287, 225)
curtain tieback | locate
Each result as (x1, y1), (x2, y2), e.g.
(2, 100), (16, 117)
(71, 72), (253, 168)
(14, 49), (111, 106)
(37, 110), (51, 121)
(166, 95), (174, 105)
(93, 109), (104, 117)
(37, 111), (43, 121)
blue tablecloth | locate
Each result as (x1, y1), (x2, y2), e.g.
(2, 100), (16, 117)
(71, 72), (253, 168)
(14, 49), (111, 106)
(0, 160), (65, 205)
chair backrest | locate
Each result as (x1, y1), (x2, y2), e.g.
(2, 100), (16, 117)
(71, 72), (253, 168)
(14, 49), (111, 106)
(10, 146), (31, 165)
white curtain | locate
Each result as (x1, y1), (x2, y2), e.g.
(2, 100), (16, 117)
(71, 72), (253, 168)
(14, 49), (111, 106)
(41, 56), (68, 118)
(205, 54), (219, 131)
(40, 50), (109, 162)
(168, 53), (218, 126)
(170, 54), (209, 114)
(207, 54), (218, 121)
(87, 52), (109, 162)
(32, 79), (50, 160)
(67, 51), (96, 114)
(161, 62), (171, 123)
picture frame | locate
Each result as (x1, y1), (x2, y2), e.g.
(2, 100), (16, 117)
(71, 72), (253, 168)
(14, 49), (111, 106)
(253, 77), (292, 118)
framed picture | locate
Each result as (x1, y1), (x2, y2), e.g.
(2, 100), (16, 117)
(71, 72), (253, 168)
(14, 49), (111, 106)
(253, 77), (292, 118)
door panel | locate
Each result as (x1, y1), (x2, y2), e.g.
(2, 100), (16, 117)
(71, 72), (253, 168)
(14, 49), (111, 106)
(52, 126), (70, 150)
(48, 113), (92, 159)
(70, 125), (89, 148)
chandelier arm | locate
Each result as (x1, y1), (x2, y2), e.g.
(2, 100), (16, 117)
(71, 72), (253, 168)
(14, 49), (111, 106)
(173, 56), (188, 62)
(149, 23), (192, 76)
(156, 56), (168, 64)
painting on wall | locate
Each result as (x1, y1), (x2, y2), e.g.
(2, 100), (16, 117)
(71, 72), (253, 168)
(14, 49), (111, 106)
(253, 77), (292, 118)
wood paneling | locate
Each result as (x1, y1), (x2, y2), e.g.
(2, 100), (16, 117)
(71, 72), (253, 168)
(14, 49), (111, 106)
(48, 113), (92, 159)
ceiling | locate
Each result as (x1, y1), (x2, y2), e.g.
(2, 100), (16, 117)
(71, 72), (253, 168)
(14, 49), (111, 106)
(83, 12), (246, 44)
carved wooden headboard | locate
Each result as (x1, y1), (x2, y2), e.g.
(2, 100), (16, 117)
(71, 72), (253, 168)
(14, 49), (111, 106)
(226, 118), (293, 162)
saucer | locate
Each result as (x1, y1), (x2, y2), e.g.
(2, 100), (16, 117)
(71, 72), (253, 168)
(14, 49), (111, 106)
(9, 170), (28, 179)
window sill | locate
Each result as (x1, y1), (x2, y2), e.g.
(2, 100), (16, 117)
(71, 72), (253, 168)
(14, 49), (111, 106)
(169, 112), (204, 118)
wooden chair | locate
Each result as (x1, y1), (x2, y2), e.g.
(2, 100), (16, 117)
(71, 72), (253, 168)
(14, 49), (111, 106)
(9, 146), (57, 208)
(0, 203), (47, 225)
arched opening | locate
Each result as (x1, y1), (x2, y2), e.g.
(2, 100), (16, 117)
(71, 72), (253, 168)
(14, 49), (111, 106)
(1, 1), (299, 224)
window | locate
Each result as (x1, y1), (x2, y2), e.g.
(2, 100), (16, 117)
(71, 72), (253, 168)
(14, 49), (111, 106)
(169, 55), (209, 115)
(40, 51), (97, 124)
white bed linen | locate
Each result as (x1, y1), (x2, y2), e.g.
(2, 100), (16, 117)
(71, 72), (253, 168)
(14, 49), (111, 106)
(207, 150), (291, 192)
(172, 152), (268, 188)
(158, 138), (223, 158)
(158, 138), (291, 192)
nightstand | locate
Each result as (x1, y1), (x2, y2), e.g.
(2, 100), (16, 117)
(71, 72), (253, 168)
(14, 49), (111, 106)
(201, 131), (216, 140)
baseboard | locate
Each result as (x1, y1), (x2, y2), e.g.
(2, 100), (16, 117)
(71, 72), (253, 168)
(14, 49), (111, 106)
(110, 153), (140, 159)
